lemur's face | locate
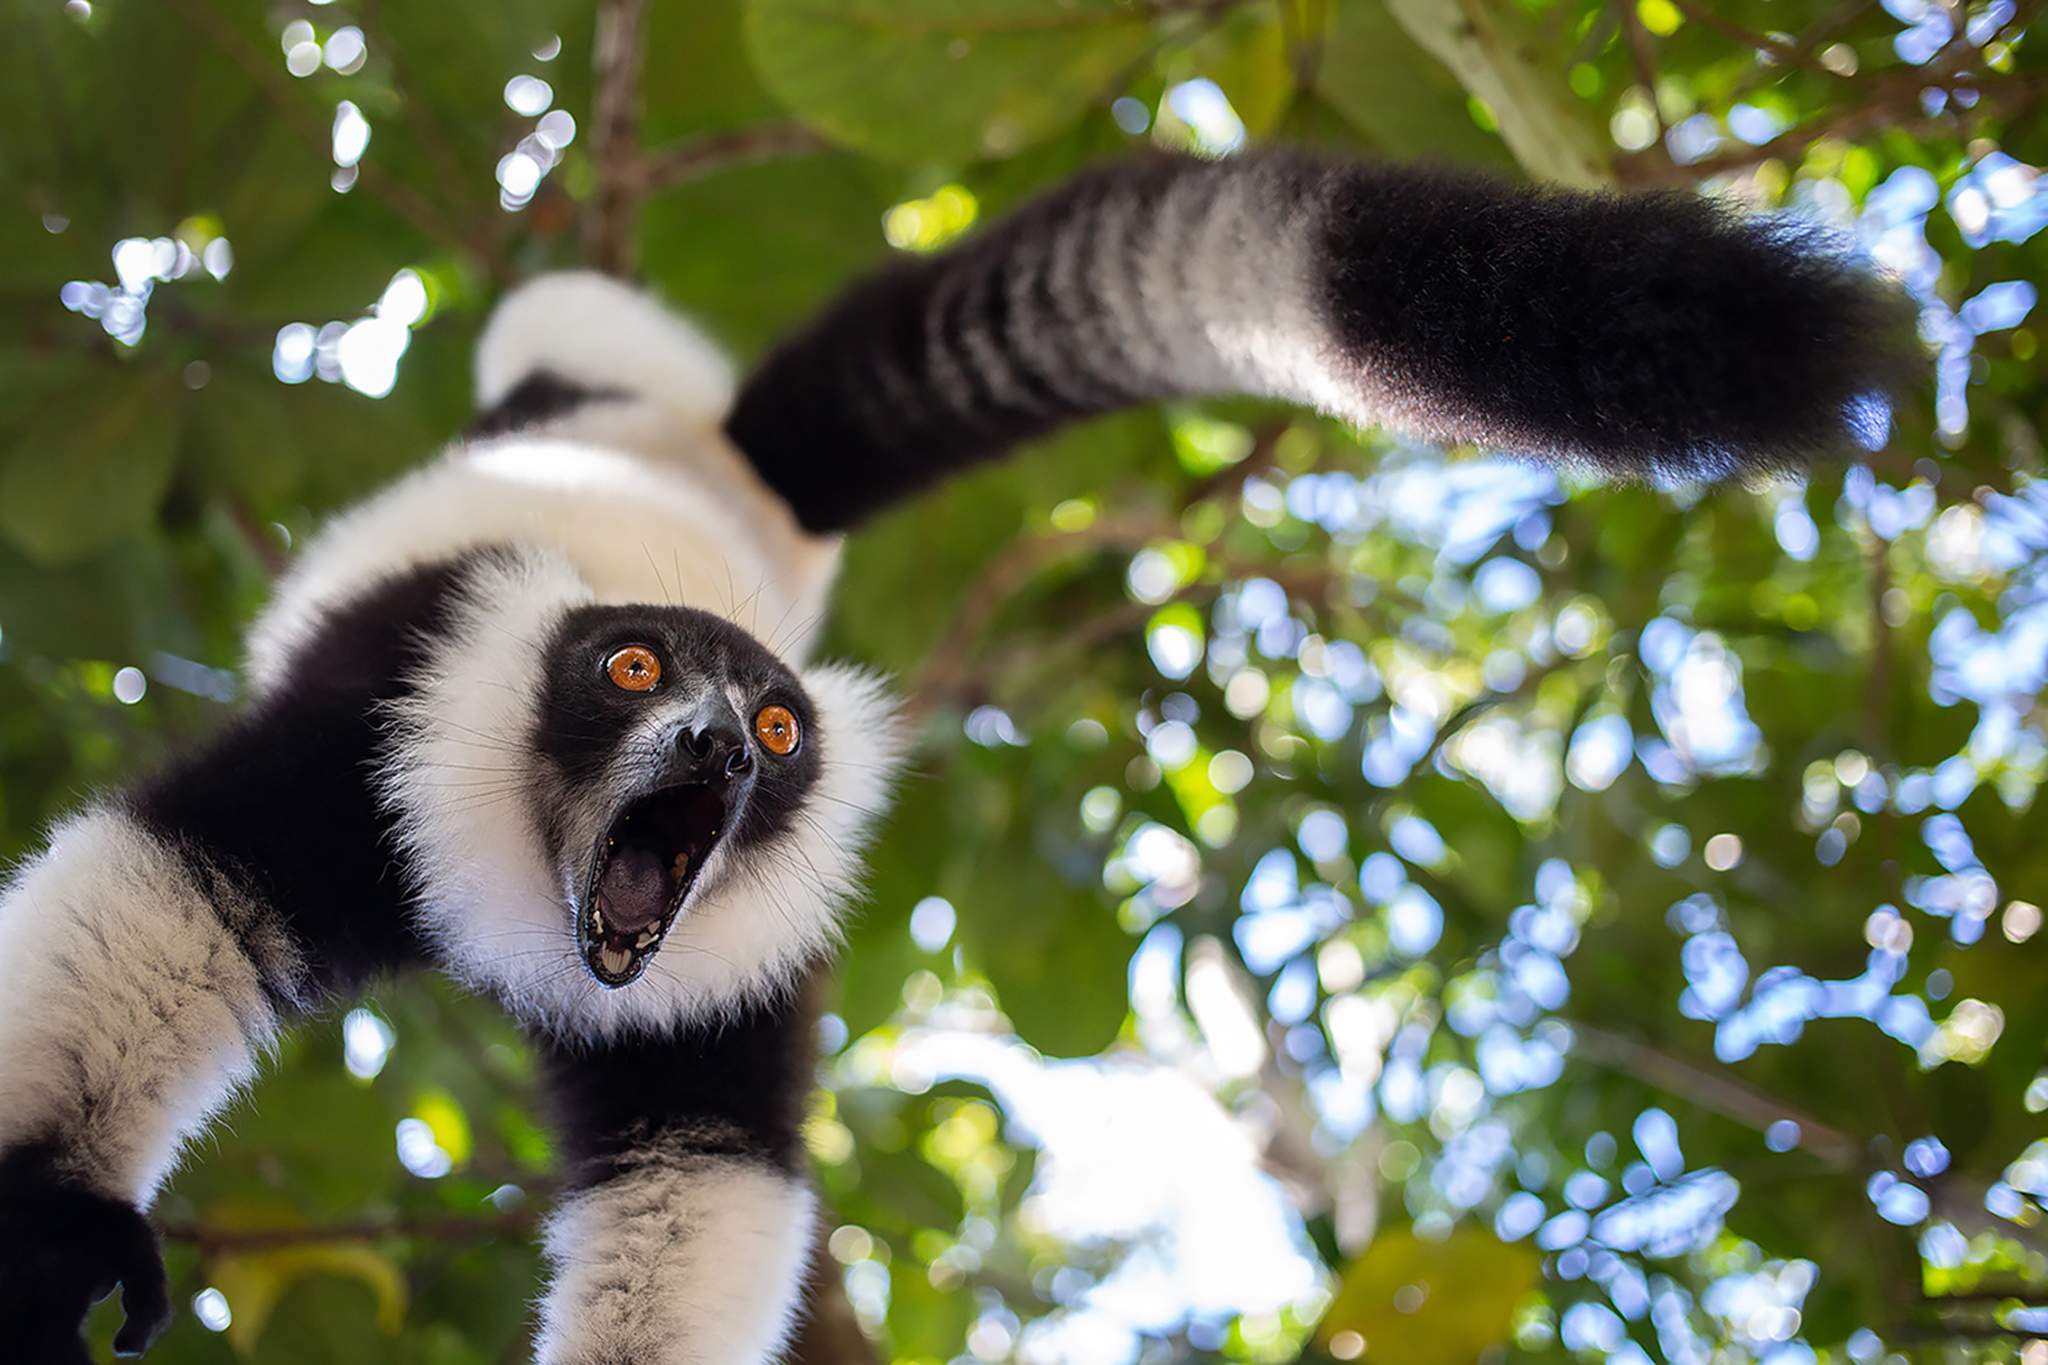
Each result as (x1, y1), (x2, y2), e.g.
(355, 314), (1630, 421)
(533, 605), (823, 990)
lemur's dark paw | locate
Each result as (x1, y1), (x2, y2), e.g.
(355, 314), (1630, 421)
(0, 1142), (171, 1361)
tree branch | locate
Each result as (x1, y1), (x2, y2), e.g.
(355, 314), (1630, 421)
(1568, 1020), (1864, 1170)
(1665, 0), (1834, 73)
(913, 562), (1347, 722)
(161, 1206), (537, 1255)
(1615, 73), (2048, 185)
(637, 123), (833, 195)
(1615, 0), (1673, 152)
(1725, 0), (1876, 100)
(909, 512), (1175, 719)
(226, 499), (288, 577)
(910, 425), (1290, 723)
(584, 0), (651, 276)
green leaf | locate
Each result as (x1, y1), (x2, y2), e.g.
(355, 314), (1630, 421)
(1317, 1224), (1540, 1362)
(1178, 5), (1295, 137)
(0, 368), (179, 564)
(1375, 0), (1609, 184)
(230, 1257), (408, 1362)
(743, 0), (1156, 165)
(1310, 0), (1521, 171)
(210, 1235), (409, 1354)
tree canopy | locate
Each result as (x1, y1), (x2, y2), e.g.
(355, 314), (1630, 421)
(2, 1), (2044, 1363)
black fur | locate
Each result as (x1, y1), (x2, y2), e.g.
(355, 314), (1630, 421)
(0, 1141), (170, 1363)
(467, 370), (625, 441)
(724, 158), (1169, 533)
(534, 991), (816, 1187)
(725, 150), (1917, 533)
(532, 604), (823, 871)
(1314, 165), (1921, 479)
(125, 555), (490, 997)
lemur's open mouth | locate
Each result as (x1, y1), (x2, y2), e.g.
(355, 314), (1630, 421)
(580, 782), (727, 987)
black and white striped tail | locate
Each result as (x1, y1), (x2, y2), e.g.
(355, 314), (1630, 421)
(724, 151), (1919, 534)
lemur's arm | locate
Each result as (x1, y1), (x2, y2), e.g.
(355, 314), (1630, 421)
(528, 998), (819, 1365)
(0, 564), (460, 1361)
(725, 150), (1918, 533)
(0, 800), (295, 1363)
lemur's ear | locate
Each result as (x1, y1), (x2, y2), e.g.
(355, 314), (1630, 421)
(721, 151), (1920, 536)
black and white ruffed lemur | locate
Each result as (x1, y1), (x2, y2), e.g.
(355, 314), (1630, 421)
(0, 151), (1914, 1363)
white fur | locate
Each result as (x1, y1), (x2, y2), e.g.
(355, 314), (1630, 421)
(247, 433), (838, 694)
(535, 1153), (815, 1365)
(286, 276), (903, 1030)
(244, 276), (906, 1353)
(250, 275), (842, 693)
(378, 547), (907, 1040)
(0, 810), (297, 1202)
(476, 271), (736, 421)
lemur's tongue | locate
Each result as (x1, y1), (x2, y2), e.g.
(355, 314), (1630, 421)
(595, 843), (674, 938)
(582, 781), (725, 987)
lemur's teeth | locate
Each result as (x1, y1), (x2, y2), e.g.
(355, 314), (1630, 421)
(671, 852), (691, 882)
(590, 906), (607, 935)
(599, 945), (634, 977)
(635, 929), (660, 949)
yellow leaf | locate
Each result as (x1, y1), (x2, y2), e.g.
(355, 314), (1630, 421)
(1637, 0), (1683, 36)
(412, 1087), (473, 1168)
(1317, 1225), (1541, 1363)
(212, 1242), (409, 1353)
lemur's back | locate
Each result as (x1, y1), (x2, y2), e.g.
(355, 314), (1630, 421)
(248, 272), (843, 693)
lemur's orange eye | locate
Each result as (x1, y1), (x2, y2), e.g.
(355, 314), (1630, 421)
(754, 704), (800, 756)
(606, 646), (662, 692)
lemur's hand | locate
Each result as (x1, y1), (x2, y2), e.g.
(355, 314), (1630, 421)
(0, 1143), (172, 1362)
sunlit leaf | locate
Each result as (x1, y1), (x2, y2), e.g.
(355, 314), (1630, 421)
(1317, 1225), (1541, 1362)
(744, 0), (1155, 164)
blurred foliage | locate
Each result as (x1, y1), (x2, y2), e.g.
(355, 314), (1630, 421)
(3, 1), (2047, 1363)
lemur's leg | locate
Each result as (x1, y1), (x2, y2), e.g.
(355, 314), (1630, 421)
(0, 560), (465, 1360)
(529, 994), (819, 1365)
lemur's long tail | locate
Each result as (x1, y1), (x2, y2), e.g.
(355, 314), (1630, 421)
(723, 151), (1918, 535)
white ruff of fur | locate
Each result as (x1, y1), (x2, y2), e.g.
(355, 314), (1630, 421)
(0, 810), (297, 1203)
(380, 549), (906, 1040)
(244, 434), (835, 694)
(249, 272), (843, 696)
(534, 1151), (815, 1365)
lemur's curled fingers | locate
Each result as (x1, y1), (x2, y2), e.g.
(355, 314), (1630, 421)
(0, 1142), (172, 1361)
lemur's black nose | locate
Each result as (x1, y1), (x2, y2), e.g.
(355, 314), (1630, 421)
(681, 720), (753, 781)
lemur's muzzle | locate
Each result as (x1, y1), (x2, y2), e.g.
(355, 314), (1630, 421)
(578, 716), (756, 988)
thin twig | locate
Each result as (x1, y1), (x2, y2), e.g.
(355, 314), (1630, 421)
(1415, 653), (1576, 776)
(1864, 531), (1892, 760)
(161, 1206), (538, 1255)
(584, 0), (651, 275)
(1665, 0), (1832, 72)
(637, 123), (833, 194)
(912, 425), (1290, 716)
(1727, 0), (1876, 99)
(167, 0), (508, 280)
(361, 0), (479, 197)
(1615, 0), (1673, 152)
(910, 513), (1175, 711)
(227, 499), (287, 577)
(1616, 72), (2048, 185)
(1184, 421), (1287, 507)
(913, 563), (1345, 722)
(1569, 1020), (1864, 1169)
